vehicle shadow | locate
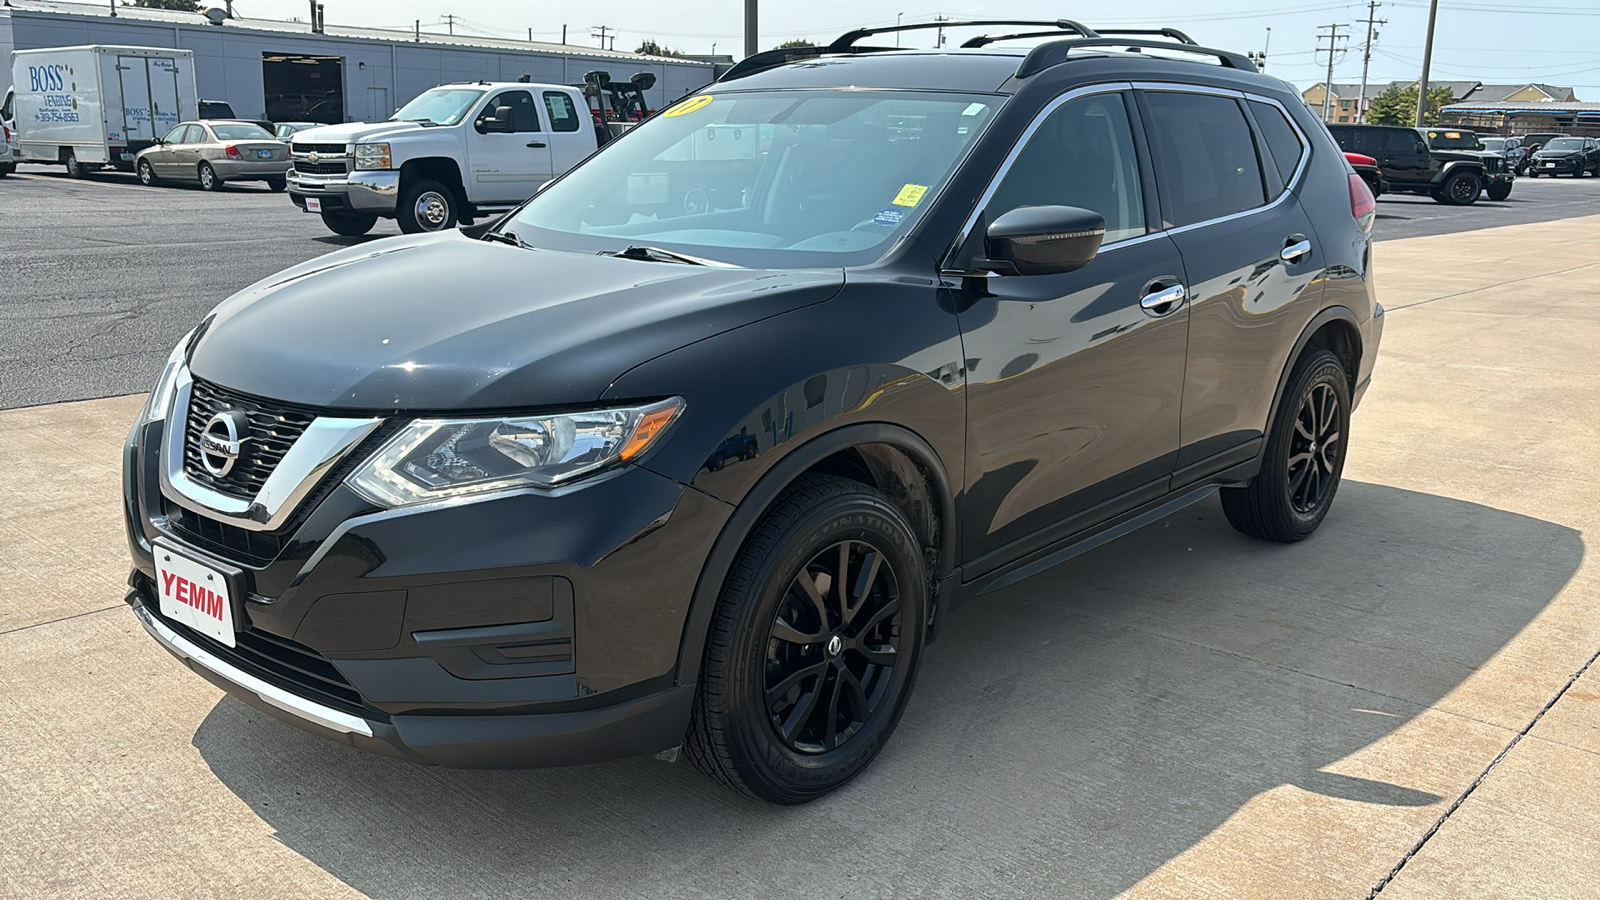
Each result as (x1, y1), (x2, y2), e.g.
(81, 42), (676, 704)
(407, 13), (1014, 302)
(191, 481), (1582, 898)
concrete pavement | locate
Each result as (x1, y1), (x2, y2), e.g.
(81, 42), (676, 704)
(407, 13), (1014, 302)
(2, 216), (1599, 898)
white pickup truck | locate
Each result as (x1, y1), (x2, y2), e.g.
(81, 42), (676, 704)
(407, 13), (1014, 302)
(287, 81), (597, 236)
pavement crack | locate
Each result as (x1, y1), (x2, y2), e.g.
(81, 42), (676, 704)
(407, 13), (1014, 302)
(0, 605), (123, 638)
(1365, 641), (1600, 898)
(1383, 261), (1600, 312)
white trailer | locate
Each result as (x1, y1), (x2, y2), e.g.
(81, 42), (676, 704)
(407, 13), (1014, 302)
(2, 46), (199, 177)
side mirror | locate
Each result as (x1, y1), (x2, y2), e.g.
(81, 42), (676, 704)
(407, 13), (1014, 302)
(984, 206), (1106, 276)
(483, 106), (514, 133)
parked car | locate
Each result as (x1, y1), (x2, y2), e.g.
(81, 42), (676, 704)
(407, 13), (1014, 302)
(124, 20), (1382, 804)
(273, 121), (319, 142)
(1345, 151), (1386, 197)
(0, 121), (14, 177)
(1327, 123), (1513, 203)
(1477, 135), (1528, 175)
(1519, 132), (1567, 154)
(287, 81), (597, 235)
(134, 120), (290, 191)
(1527, 136), (1600, 177)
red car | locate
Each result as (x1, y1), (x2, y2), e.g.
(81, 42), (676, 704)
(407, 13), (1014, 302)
(1345, 151), (1386, 198)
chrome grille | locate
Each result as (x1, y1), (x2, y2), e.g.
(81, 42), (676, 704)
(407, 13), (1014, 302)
(292, 160), (349, 176)
(183, 379), (317, 501)
(290, 142), (347, 155)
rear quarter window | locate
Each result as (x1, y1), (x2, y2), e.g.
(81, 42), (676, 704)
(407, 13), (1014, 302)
(1144, 91), (1267, 227)
(1247, 101), (1305, 185)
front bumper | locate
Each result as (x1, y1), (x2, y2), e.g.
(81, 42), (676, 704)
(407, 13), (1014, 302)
(288, 170), (400, 212)
(1534, 158), (1583, 174)
(124, 410), (731, 768)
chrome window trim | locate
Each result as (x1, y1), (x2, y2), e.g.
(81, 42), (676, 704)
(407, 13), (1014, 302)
(158, 366), (383, 532)
(942, 80), (1312, 270)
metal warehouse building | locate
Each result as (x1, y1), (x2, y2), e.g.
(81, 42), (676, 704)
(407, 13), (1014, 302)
(0, 0), (715, 124)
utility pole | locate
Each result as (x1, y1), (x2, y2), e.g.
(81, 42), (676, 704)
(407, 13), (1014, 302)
(934, 15), (948, 48)
(1315, 23), (1349, 123)
(562, 25), (567, 45)
(591, 25), (610, 50)
(744, 0), (758, 58)
(1356, 2), (1386, 123)
(415, 19), (420, 42)
(1415, 0), (1441, 127)
(443, 13), (456, 36)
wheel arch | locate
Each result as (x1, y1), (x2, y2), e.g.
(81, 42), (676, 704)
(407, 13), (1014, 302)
(1258, 306), (1363, 466)
(673, 422), (958, 686)
(398, 156), (467, 202)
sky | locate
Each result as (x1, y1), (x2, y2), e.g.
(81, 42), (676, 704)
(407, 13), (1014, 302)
(242, 0), (1600, 98)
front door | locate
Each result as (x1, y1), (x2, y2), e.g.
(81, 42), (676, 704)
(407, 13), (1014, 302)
(150, 124), (188, 176)
(959, 90), (1189, 575)
(466, 89), (554, 203)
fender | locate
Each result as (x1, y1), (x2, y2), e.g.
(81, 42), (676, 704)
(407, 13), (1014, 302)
(671, 422), (957, 686)
(1250, 304), (1363, 474)
(1433, 159), (1485, 183)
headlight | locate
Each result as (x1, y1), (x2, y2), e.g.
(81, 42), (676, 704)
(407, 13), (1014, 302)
(349, 398), (684, 507)
(354, 142), (391, 170)
(139, 329), (195, 424)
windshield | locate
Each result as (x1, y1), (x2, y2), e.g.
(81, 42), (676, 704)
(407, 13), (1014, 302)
(1479, 137), (1507, 151)
(504, 89), (999, 268)
(1545, 137), (1584, 151)
(390, 88), (485, 126)
(211, 123), (273, 141)
(1424, 130), (1479, 149)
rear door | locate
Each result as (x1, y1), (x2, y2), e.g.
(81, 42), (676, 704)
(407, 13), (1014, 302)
(541, 89), (593, 175)
(148, 58), (183, 142)
(118, 56), (154, 144)
(466, 89), (553, 202)
(1137, 89), (1326, 479)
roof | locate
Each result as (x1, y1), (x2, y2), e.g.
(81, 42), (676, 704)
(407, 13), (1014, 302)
(1470, 83), (1578, 102)
(1, 0), (708, 66)
(1305, 82), (1372, 99)
(1444, 101), (1600, 112)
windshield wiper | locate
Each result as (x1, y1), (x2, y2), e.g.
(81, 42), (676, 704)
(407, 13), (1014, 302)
(482, 230), (531, 249)
(608, 245), (735, 267)
(400, 118), (443, 126)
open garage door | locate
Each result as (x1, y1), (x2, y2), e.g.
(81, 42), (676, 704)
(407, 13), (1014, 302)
(263, 53), (345, 124)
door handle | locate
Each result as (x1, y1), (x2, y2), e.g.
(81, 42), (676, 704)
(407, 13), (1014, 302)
(1140, 283), (1186, 313)
(526, 141), (547, 148)
(1281, 239), (1312, 263)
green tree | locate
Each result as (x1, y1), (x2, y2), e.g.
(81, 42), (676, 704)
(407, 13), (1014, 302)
(1366, 85), (1457, 126)
(635, 40), (684, 57)
(774, 39), (817, 49)
(124, 0), (204, 10)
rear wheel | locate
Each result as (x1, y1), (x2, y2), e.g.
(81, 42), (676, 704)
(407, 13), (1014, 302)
(685, 474), (927, 804)
(1486, 181), (1512, 201)
(198, 162), (223, 191)
(1221, 349), (1350, 543)
(137, 159), (159, 186)
(320, 211), (378, 236)
(0, 164), (11, 179)
(397, 178), (458, 233)
(64, 152), (89, 179)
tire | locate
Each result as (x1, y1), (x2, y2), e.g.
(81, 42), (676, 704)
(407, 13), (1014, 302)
(1221, 349), (1351, 543)
(397, 178), (459, 233)
(266, 176), (287, 192)
(685, 474), (928, 804)
(0, 164), (10, 179)
(137, 159), (159, 186)
(320, 211), (378, 236)
(1486, 181), (1512, 201)
(198, 162), (222, 191)
(1437, 171), (1480, 205)
(1528, 170), (1539, 178)
(64, 152), (86, 179)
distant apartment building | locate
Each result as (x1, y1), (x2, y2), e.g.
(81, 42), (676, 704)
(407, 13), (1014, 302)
(1302, 80), (1578, 124)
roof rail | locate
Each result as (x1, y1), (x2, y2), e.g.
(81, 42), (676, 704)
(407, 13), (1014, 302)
(963, 24), (1192, 50)
(1017, 38), (1257, 77)
(718, 45), (829, 82)
(1093, 28), (1198, 45)
(829, 19), (1099, 52)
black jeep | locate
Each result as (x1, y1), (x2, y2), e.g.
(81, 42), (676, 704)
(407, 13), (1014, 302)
(1327, 124), (1513, 204)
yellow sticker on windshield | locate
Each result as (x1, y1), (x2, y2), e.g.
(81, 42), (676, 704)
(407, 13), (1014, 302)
(892, 184), (929, 207)
(664, 95), (714, 117)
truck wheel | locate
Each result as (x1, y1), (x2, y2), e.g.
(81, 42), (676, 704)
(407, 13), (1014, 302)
(398, 179), (458, 233)
(321, 211), (378, 236)
(64, 152), (90, 179)
(1528, 169), (1539, 178)
(1437, 171), (1480, 205)
(198, 162), (223, 191)
(684, 474), (927, 804)
(266, 176), (287, 192)
(0, 164), (10, 179)
(1486, 181), (1513, 201)
(137, 159), (159, 186)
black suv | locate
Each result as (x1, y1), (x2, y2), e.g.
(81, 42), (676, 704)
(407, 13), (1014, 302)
(1528, 136), (1600, 177)
(1328, 123), (1513, 203)
(124, 21), (1383, 804)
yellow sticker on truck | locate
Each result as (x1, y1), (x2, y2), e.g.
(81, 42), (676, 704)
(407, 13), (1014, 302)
(892, 184), (929, 207)
(664, 95), (714, 117)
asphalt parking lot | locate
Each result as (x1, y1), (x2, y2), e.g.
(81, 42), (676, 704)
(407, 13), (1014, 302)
(3, 166), (1600, 898)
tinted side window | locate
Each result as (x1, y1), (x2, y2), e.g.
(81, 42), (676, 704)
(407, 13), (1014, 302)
(1248, 100), (1305, 184)
(543, 91), (581, 133)
(1386, 130), (1422, 152)
(1144, 91), (1266, 227)
(483, 91), (540, 132)
(987, 92), (1146, 242)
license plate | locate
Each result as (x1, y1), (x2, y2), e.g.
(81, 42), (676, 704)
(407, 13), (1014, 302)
(120, 151), (134, 161)
(305, 197), (322, 213)
(1546, 162), (1556, 167)
(154, 545), (236, 647)
(257, 149), (273, 159)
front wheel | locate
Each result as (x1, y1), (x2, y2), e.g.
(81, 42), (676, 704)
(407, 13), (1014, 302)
(266, 176), (287, 192)
(685, 474), (927, 804)
(1486, 181), (1512, 201)
(397, 178), (459, 233)
(320, 211), (378, 236)
(0, 164), (11, 179)
(1221, 349), (1351, 543)
(1437, 171), (1481, 205)
(137, 159), (159, 186)
(198, 162), (223, 191)
(1528, 169), (1539, 178)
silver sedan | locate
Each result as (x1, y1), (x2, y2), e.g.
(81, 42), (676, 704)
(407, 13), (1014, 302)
(135, 121), (291, 191)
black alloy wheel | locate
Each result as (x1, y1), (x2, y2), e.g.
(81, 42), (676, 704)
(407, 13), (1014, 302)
(1438, 170), (1480, 205)
(686, 474), (927, 804)
(1221, 349), (1350, 542)
(764, 539), (903, 754)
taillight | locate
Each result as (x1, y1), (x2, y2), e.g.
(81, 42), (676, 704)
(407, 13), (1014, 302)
(1348, 172), (1376, 232)
(3, 125), (9, 142)
(224, 144), (242, 159)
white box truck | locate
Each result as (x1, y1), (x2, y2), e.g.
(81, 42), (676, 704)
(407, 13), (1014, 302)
(2, 46), (199, 177)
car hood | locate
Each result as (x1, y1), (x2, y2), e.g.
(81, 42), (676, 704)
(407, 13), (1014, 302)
(286, 121), (432, 144)
(188, 232), (844, 410)
(1533, 149), (1580, 158)
(1432, 148), (1498, 163)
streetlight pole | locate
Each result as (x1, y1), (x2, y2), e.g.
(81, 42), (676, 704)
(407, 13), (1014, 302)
(744, 0), (758, 58)
(897, 13), (904, 47)
(1414, 0), (1440, 127)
